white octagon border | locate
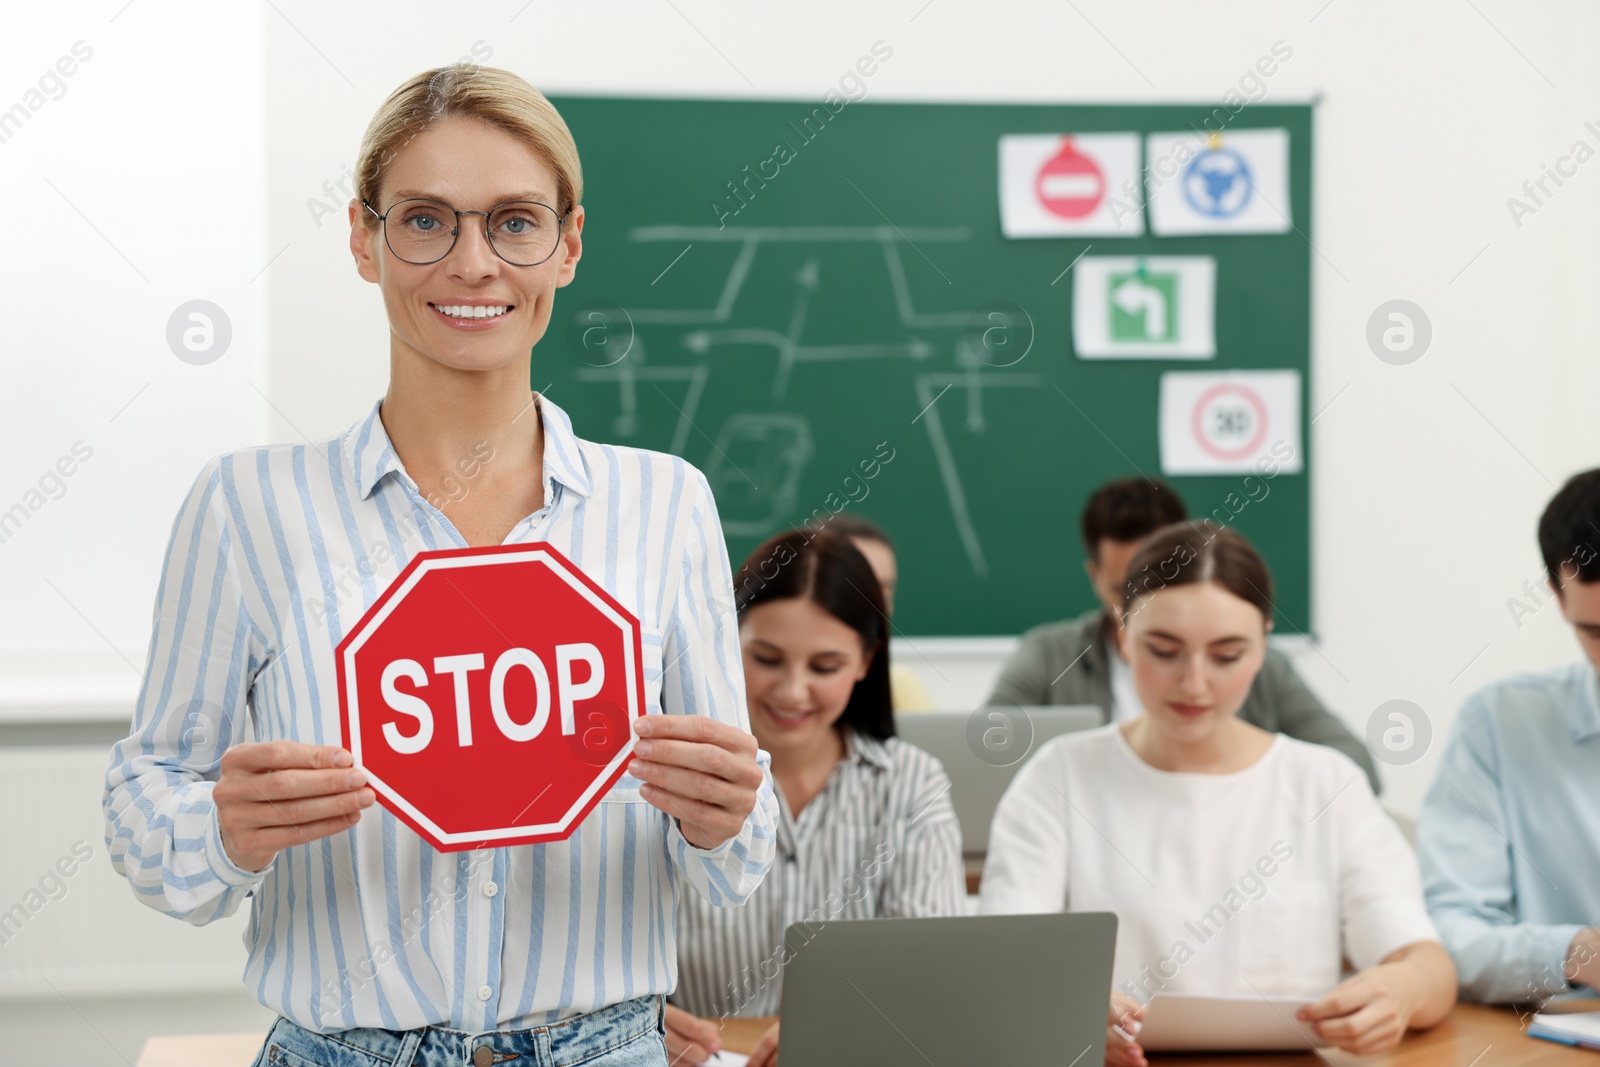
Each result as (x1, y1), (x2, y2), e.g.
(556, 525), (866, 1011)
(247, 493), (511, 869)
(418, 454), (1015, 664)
(342, 548), (641, 844)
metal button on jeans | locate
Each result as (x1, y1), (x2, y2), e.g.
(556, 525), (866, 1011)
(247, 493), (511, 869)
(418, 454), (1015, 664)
(472, 1045), (494, 1067)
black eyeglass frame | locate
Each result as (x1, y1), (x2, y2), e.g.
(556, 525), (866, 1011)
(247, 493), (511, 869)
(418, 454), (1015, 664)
(361, 196), (571, 267)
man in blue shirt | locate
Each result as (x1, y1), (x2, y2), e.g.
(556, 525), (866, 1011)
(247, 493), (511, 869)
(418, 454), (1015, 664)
(1417, 470), (1600, 1004)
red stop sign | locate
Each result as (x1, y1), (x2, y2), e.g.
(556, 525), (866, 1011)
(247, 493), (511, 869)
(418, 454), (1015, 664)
(336, 542), (645, 852)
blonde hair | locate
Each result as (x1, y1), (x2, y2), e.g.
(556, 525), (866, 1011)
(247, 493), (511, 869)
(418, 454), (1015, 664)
(355, 64), (582, 222)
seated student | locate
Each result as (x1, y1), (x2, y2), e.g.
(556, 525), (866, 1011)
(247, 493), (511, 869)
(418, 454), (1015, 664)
(979, 521), (1455, 1064)
(987, 476), (1381, 792)
(665, 529), (966, 1067)
(1417, 471), (1600, 1005)
(816, 511), (935, 711)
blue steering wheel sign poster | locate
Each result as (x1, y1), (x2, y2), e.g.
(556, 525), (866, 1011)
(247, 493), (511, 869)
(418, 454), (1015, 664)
(1184, 144), (1255, 217)
(1147, 128), (1292, 235)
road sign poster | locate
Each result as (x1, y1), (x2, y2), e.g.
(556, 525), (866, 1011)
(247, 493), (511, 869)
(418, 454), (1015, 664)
(1073, 255), (1217, 359)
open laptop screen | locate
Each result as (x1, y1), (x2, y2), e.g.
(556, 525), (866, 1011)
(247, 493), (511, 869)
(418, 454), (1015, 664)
(895, 706), (1103, 855)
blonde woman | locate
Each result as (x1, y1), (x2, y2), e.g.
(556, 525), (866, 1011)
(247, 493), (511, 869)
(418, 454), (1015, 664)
(103, 65), (776, 1067)
(980, 522), (1456, 1064)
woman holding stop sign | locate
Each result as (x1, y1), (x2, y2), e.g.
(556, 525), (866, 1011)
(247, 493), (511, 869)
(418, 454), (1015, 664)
(103, 64), (777, 1067)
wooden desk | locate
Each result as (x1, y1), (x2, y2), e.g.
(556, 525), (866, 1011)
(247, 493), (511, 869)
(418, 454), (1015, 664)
(1148, 1004), (1593, 1067)
(718, 1014), (776, 1053)
(133, 1004), (1600, 1065)
(135, 1032), (265, 1067)
(964, 854), (983, 895)
(716, 1005), (1598, 1064)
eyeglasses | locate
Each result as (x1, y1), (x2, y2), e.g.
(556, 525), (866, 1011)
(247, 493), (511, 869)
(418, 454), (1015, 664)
(362, 197), (568, 267)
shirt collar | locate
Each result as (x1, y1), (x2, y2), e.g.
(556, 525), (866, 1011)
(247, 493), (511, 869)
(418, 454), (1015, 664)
(1577, 667), (1600, 742)
(844, 728), (894, 771)
(344, 391), (592, 502)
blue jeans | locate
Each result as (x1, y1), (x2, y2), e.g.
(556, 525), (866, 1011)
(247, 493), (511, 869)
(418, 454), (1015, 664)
(250, 994), (669, 1067)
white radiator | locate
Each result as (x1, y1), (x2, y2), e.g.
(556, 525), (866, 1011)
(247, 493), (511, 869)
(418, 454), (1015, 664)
(0, 746), (253, 998)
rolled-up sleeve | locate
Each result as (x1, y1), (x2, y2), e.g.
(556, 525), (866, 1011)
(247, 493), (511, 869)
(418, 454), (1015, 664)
(102, 456), (272, 925)
(1417, 697), (1586, 1003)
(659, 467), (777, 905)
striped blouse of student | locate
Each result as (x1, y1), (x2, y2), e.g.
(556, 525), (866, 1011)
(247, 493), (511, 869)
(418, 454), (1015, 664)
(663, 530), (966, 1067)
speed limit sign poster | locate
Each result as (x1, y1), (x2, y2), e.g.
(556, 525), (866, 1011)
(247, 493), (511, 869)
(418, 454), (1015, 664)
(1158, 370), (1303, 475)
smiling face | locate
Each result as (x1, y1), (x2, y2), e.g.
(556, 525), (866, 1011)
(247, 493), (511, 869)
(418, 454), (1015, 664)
(349, 114), (582, 375)
(1118, 580), (1270, 745)
(739, 596), (874, 759)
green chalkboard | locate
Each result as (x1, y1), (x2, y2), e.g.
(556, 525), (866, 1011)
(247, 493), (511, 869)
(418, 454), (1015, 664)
(544, 95), (1314, 636)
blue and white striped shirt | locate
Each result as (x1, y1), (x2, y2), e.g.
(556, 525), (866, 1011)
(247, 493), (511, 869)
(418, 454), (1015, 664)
(102, 391), (778, 1034)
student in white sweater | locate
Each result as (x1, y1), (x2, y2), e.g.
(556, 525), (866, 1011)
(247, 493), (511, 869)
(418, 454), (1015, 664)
(979, 521), (1455, 1064)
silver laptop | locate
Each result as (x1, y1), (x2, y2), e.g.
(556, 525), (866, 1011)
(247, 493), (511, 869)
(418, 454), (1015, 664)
(778, 912), (1118, 1066)
(896, 706), (1103, 855)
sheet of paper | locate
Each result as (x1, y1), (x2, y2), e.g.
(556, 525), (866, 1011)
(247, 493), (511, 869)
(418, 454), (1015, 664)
(999, 132), (1144, 238)
(706, 1052), (750, 1066)
(1530, 1011), (1600, 1047)
(1146, 128), (1292, 235)
(1158, 370), (1303, 475)
(1136, 991), (1323, 1051)
(1072, 256), (1216, 359)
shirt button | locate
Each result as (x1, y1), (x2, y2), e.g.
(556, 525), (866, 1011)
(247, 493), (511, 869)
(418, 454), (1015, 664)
(483, 881), (498, 898)
(478, 984), (493, 1001)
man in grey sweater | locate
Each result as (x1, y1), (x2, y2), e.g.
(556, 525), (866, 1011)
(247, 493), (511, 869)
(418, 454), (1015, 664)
(987, 477), (1381, 793)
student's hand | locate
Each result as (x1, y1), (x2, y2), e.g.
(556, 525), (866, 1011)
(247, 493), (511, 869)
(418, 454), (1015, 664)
(1302, 941), (1456, 1054)
(1105, 992), (1146, 1067)
(1299, 962), (1416, 1055)
(1566, 928), (1600, 988)
(662, 1004), (721, 1065)
(630, 715), (764, 851)
(746, 1020), (779, 1067)
(215, 742), (375, 873)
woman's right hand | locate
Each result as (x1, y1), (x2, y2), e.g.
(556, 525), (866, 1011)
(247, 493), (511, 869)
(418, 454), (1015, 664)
(215, 741), (375, 873)
(662, 1004), (722, 1065)
(1105, 992), (1146, 1067)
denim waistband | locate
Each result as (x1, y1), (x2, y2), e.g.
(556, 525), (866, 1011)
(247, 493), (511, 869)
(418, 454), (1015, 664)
(260, 994), (665, 1067)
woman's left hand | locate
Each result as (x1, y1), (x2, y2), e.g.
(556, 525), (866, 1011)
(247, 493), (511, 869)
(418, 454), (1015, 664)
(1298, 962), (1415, 1056)
(746, 1021), (779, 1067)
(629, 715), (764, 851)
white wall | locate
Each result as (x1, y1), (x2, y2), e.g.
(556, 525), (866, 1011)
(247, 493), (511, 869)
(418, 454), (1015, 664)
(0, 0), (268, 697)
(0, 0), (269, 1015)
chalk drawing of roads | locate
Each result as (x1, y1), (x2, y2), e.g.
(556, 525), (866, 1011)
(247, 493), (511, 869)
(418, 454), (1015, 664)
(702, 413), (814, 537)
(574, 225), (1040, 576)
(575, 334), (709, 451)
(682, 257), (933, 400)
